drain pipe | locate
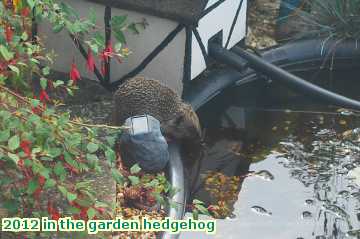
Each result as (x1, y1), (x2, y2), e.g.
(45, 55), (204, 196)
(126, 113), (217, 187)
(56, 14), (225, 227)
(208, 43), (360, 110)
(161, 143), (186, 239)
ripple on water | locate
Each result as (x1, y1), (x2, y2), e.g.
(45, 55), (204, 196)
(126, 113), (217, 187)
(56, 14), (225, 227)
(301, 211), (313, 219)
(338, 190), (350, 198)
(305, 199), (315, 206)
(251, 206), (272, 216)
(253, 170), (274, 181)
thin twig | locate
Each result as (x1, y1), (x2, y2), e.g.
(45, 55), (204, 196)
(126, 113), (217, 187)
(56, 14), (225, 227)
(0, 84), (127, 130)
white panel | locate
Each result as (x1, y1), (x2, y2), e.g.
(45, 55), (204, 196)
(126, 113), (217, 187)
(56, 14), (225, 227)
(191, 0), (247, 79)
(205, 0), (221, 9)
(38, 0), (182, 89)
(227, 0), (248, 49)
(140, 30), (186, 95)
(190, 33), (207, 80)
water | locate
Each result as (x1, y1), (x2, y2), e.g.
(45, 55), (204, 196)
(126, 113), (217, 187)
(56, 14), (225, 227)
(181, 67), (360, 238)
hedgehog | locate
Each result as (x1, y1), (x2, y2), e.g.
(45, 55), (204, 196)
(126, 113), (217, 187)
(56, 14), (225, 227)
(112, 77), (202, 161)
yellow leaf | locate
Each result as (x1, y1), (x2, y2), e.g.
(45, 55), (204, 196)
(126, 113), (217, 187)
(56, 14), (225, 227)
(13, 0), (21, 10)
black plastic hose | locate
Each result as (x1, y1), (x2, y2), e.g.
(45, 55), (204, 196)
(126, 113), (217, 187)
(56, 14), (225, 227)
(208, 42), (360, 110)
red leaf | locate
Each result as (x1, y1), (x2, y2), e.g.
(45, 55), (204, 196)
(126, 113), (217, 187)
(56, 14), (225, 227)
(33, 188), (42, 200)
(86, 48), (95, 73)
(21, 7), (30, 17)
(5, 25), (13, 43)
(20, 140), (31, 158)
(80, 208), (88, 220)
(51, 211), (61, 221)
(96, 207), (105, 214)
(48, 201), (61, 220)
(31, 106), (42, 115)
(38, 176), (46, 186)
(47, 201), (54, 214)
(39, 89), (49, 103)
(69, 62), (81, 83)
(17, 159), (24, 168)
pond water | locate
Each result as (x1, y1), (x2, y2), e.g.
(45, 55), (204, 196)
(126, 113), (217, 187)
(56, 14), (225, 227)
(182, 67), (360, 239)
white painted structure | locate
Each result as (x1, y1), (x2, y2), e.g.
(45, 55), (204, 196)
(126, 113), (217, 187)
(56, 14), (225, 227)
(39, 0), (247, 96)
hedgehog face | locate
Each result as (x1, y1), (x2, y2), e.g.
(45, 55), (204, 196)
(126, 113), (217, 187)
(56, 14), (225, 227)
(161, 104), (202, 144)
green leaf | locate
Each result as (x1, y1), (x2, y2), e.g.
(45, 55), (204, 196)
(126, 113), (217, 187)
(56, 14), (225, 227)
(153, 192), (165, 205)
(193, 199), (204, 205)
(86, 154), (98, 164)
(130, 164), (141, 174)
(144, 179), (159, 188)
(3, 200), (19, 215)
(40, 77), (47, 89)
(111, 15), (127, 28)
(93, 32), (105, 46)
(7, 152), (19, 164)
(94, 201), (108, 208)
(192, 209), (199, 220)
(58, 185), (67, 196)
(0, 130), (10, 142)
(128, 23), (140, 34)
(113, 30), (126, 44)
(52, 23), (65, 33)
(195, 204), (210, 216)
(86, 142), (99, 153)
(27, 0), (36, 9)
(106, 136), (116, 147)
(8, 135), (20, 151)
(67, 192), (77, 202)
(8, 65), (20, 76)
(128, 176), (140, 186)
(53, 80), (64, 88)
(111, 168), (124, 185)
(68, 207), (81, 214)
(88, 8), (97, 25)
(27, 179), (39, 194)
(75, 181), (91, 190)
(105, 149), (116, 162)
(60, 2), (80, 19)
(87, 208), (96, 219)
(66, 88), (74, 96)
(42, 67), (50, 76)
(0, 110), (11, 120)
(21, 32), (29, 41)
(48, 147), (62, 158)
(0, 45), (14, 61)
(114, 42), (122, 52)
(44, 179), (56, 189)
(54, 162), (66, 177)
(58, 185), (77, 202)
(30, 99), (40, 108)
(75, 198), (93, 208)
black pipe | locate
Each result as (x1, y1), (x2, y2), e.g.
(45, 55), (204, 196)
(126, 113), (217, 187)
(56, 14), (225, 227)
(208, 42), (360, 110)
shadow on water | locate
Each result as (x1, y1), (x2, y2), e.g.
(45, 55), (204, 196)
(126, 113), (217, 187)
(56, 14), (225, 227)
(182, 66), (360, 238)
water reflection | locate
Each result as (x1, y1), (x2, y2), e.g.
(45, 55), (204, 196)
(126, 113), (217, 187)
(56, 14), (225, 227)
(183, 66), (360, 238)
(187, 108), (360, 238)
(278, 119), (360, 238)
